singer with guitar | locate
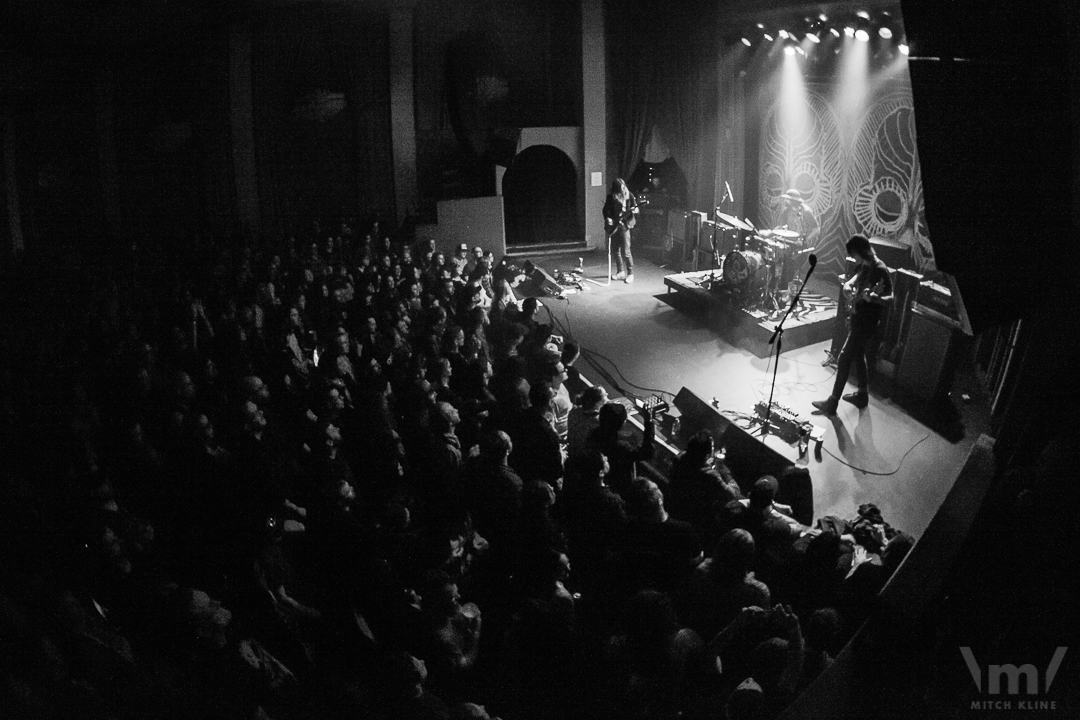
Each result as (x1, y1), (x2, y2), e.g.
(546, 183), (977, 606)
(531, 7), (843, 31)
(603, 178), (640, 283)
(813, 235), (893, 415)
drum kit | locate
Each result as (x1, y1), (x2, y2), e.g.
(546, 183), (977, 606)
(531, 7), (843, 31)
(709, 209), (815, 313)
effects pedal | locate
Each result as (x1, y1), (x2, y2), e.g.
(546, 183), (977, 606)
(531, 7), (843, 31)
(634, 395), (670, 416)
(755, 400), (811, 436)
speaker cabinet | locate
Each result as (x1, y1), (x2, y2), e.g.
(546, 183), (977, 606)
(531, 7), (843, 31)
(897, 304), (962, 400)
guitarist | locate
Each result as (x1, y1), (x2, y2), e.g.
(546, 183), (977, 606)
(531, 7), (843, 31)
(603, 178), (640, 283)
(813, 235), (893, 415)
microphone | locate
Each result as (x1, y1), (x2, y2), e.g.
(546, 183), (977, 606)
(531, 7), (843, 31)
(804, 253), (818, 281)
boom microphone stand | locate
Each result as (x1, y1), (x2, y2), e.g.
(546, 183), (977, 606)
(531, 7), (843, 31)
(755, 253), (818, 435)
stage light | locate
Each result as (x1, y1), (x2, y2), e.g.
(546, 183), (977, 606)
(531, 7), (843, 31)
(819, 13), (828, 21)
(830, 28), (841, 38)
(879, 27), (893, 39)
(796, 46), (806, 56)
(899, 43), (910, 55)
(855, 28), (870, 42)
(784, 45), (796, 56)
(856, 10), (870, 20)
(779, 29), (790, 39)
(844, 27), (855, 38)
(756, 23), (764, 29)
(764, 33), (774, 41)
(741, 37), (752, 47)
(806, 32), (820, 43)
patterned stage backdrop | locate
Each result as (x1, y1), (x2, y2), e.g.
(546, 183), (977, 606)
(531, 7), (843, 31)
(757, 84), (935, 277)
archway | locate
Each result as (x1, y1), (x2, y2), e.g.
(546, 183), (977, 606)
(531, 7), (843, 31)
(502, 145), (579, 246)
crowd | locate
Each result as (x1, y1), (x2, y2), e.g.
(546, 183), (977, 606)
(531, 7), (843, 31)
(0, 221), (914, 720)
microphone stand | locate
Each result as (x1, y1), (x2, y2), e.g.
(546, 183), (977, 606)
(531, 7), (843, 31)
(756, 258), (817, 436)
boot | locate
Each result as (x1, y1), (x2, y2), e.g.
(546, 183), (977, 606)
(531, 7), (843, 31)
(842, 391), (869, 409)
(811, 396), (838, 416)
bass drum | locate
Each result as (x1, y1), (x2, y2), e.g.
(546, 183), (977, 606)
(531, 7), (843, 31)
(723, 250), (763, 285)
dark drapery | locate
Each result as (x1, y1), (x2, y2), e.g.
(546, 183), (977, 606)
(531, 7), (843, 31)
(251, 4), (392, 240)
(607, 0), (720, 212)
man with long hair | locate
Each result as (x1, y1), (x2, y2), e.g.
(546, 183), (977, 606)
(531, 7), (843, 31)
(602, 178), (640, 283)
(812, 235), (893, 415)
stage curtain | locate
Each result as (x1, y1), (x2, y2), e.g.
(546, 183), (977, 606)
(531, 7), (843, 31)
(251, 4), (393, 240)
(608, 0), (719, 210)
(607, 1), (657, 183)
(715, 50), (747, 222)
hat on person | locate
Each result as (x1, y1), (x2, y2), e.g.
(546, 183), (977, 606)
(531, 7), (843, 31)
(456, 243), (469, 253)
(781, 188), (803, 202)
(749, 475), (778, 509)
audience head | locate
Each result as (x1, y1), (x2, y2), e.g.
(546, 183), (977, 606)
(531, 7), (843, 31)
(598, 402), (628, 434)
(561, 340), (580, 367)
(480, 430), (513, 462)
(576, 385), (608, 412)
(748, 476), (778, 510)
(625, 478), (665, 522)
(685, 430), (714, 464)
(712, 528), (756, 576)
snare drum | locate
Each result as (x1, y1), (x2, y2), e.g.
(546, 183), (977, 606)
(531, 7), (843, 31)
(750, 236), (787, 262)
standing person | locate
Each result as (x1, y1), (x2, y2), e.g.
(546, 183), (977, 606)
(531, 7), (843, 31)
(603, 178), (640, 283)
(812, 235), (893, 415)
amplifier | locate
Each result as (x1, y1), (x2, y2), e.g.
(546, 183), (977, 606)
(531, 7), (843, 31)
(917, 280), (958, 320)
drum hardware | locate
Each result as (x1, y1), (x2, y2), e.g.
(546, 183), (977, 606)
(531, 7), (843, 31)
(768, 227), (801, 239)
(715, 210), (754, 232)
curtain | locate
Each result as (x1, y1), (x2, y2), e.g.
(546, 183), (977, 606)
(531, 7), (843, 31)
(608, 0), (719, 209)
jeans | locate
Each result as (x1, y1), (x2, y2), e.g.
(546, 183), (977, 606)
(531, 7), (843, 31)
(612, 227), (633, 275)
(831, 316), (879, 398)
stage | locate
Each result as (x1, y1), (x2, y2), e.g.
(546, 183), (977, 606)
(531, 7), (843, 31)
(662, 270), (839, 358)
(522, 251), (989, 541)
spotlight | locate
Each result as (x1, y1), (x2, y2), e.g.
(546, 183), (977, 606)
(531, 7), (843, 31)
(741, 37), (752, 47)
(819, 13), (828, 21)
(796, 46), (806, 56)
(899, 43), (910, 55)
(756, 23), (764, 29)
(879, 27), (893, 39)
(856, 10), (870, 20)
(844, 27), (855, 38)
(830, 28), (841, 38)
(784, 45), (796, 56)
(764, 33), (774, 41)
(778, 29), (790, 39)
(855, 28), (870, 42)
(806, 32), (820, 43)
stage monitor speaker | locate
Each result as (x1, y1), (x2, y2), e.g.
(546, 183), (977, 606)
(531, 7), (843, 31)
(897, 304), (962, 400)
(672, 387), (811, 523)
(522, 260), (563, 297)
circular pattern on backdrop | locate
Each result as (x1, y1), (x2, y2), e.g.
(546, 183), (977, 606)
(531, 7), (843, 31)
(758, 91), (845, 273)
(848, 94), (935, 270)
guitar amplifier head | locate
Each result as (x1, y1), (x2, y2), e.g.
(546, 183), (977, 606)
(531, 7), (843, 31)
(917, 280), (958, 320)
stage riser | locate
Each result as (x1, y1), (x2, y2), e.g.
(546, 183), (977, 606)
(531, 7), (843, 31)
(663, 271), (838, 359)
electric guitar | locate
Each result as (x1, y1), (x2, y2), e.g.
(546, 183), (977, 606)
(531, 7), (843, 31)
(606, 196), (648, 239)
(843, 276), (887, 305)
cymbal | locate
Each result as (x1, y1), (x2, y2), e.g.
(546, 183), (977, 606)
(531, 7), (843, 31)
(715, 210), (753, 231)
(770, 227), (801, 239)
